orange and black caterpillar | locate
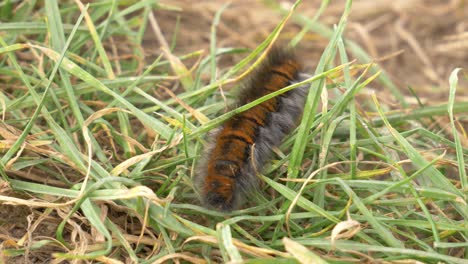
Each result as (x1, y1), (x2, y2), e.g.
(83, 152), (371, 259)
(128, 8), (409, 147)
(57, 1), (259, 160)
(195, 47), (309, 211)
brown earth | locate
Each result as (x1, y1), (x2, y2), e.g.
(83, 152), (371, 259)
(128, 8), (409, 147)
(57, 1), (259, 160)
(148, 0), (468, 102)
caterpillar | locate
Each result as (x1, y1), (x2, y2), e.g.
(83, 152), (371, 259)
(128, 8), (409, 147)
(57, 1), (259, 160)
(195, 47), (309, 212)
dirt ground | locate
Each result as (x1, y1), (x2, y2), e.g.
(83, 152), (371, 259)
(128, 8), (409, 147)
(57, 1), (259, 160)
(149, 0), (468, 101)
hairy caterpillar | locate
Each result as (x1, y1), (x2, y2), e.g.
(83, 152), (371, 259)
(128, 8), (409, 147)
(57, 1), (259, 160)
(195, 47), (309, 212)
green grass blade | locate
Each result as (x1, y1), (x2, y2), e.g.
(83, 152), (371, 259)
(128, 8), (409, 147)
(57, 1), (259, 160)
(288, 0), (352, 181)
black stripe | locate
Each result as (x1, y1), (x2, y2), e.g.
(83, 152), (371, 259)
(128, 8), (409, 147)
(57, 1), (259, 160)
(257, 103), (274, 113)
(222, 133), (252, 144)
(214, 160), (240, 178)
(215, 159), (239, 167)
(243, 116), (263, 127)
(229, 116), (241, 129)
(271, 68), (293, 81)
(259, 99), (281, 113)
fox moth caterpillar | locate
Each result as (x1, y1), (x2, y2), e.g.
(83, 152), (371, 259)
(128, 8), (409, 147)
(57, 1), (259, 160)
(195, 47), (309, 211)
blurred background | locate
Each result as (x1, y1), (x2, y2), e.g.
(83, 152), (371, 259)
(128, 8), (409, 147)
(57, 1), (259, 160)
(148, 0), (468, 102)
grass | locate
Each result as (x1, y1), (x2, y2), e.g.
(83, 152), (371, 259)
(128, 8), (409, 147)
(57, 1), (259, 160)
(0, 0), (467, 263)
